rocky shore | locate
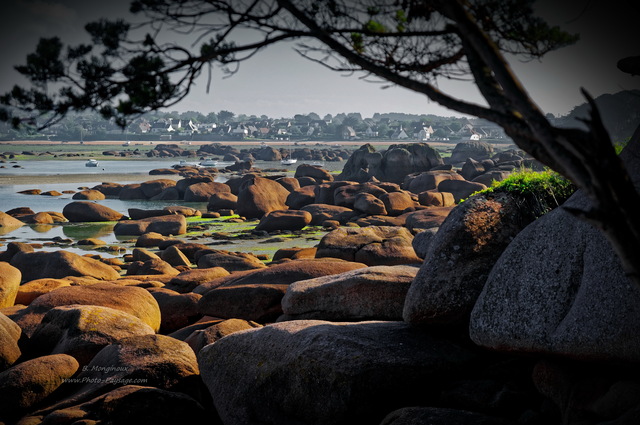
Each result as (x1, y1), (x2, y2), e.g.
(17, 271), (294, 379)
(0, 140), (639, 425)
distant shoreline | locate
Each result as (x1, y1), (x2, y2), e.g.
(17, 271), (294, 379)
(0, 139), (514, 149)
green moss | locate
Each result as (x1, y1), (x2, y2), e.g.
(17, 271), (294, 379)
(614, 140), (629, 155)
(465, 169), (576, 217)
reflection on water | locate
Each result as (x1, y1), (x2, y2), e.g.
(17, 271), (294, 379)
(1, 222), (121, 246)
(31, 224), (55, 233)
(115, 235), (138, 243)
(0, 159), (341, 259)
(62, 222), (116, 240)
(0, 224), (23, 236)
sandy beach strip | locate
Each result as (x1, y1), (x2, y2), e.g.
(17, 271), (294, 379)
(0, 173), (179, 186)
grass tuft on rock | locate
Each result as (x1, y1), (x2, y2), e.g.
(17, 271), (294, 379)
(466, 169), (576, 218)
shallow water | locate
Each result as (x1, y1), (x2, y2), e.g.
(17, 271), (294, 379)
(0, 158), (343, 176)
(0, 159), (186, 176)
(0, 158), (334, 258)
(0, 182), (208, 216)
(0, 185), (209, 257)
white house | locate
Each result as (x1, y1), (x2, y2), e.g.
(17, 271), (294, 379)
(417, 126), (434, 141)
(232, 124), (249, 138)
(167, 119), (182, 132)
(342, 126), (357, 140)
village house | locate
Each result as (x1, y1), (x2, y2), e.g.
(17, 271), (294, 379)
(198, 122), (218, 133)
(417, 125), (434, 141)
(390, 125), (409, 140)
(149, 120), (167, 134)
(364, 126), (378, 138)
(166, 119), (181, 132)
(230, 124), (249, 139)
(341, 126), (357, 140)
(138, 120), (151, 133)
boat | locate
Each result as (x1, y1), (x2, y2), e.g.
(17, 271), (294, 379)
(85, 158), (99, 167)
(200, 158), (218, 167)
(172, 159), (200, 168)
(281, 146), (297, 165)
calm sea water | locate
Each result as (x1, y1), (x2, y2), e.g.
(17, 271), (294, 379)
(0, 158), (342, 177)
(0, 158), (337, 257)
(0, 159), (216, 176)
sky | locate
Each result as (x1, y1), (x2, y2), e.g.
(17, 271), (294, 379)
(0, 0), (637, 120)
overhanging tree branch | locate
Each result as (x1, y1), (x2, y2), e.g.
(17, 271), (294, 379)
(2, 0), (639, 284)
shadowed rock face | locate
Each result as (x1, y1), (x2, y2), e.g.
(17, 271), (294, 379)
(0, 354), (79, 422)
(25, 334), (200, 419)
(338, 143), (443, 183)
(447, 141), (494, 164)
(403, 192), (538, 327)
(470, 137), (640, 362)
(22, 385), (207, 425)
(281, 265), (419, 322)
(0, 313), (21, 373)
(195, 258), (367, 322)
(198, 320), (478, 425)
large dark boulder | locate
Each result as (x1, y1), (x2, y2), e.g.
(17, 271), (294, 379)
(62, 202), (125, 222)
(403, 170), (464, 194)
(316, 226), (422, 266)
(470, 138), (640, 362)
(118, 184), (147, 200)
(294, 163), (333, 182)
(255, 210), (312, 232)
(255, 146), (282, 161)
(72, 190), (106, 200)
(175, 176), (215, 196)
(0, 354), (79, 423)
(90, 182), (124, 197)
(236, 176), (290, 219)
(8, 282), (161, 337)
(0, 262), (20, 308)
(0, 313), (21, 372)
(285, 185), (316, 210)
(300, 204), (357, 225)
(403, 192), (540, 326)
(281, 265), (418, 322)
(10, 250), (120, 282)
(113, 215), (187, 236)
(198, 320), (477, 425)
(139, 179), (177, 198)
(196, 249), (267, 272)
(338, 143), (443, 183)
(448, 141), (494, 164)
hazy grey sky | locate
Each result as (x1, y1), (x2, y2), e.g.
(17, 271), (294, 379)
(0, 0), (637, 119)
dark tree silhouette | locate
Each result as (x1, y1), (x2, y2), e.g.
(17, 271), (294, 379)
(2, 0), (640, 284)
